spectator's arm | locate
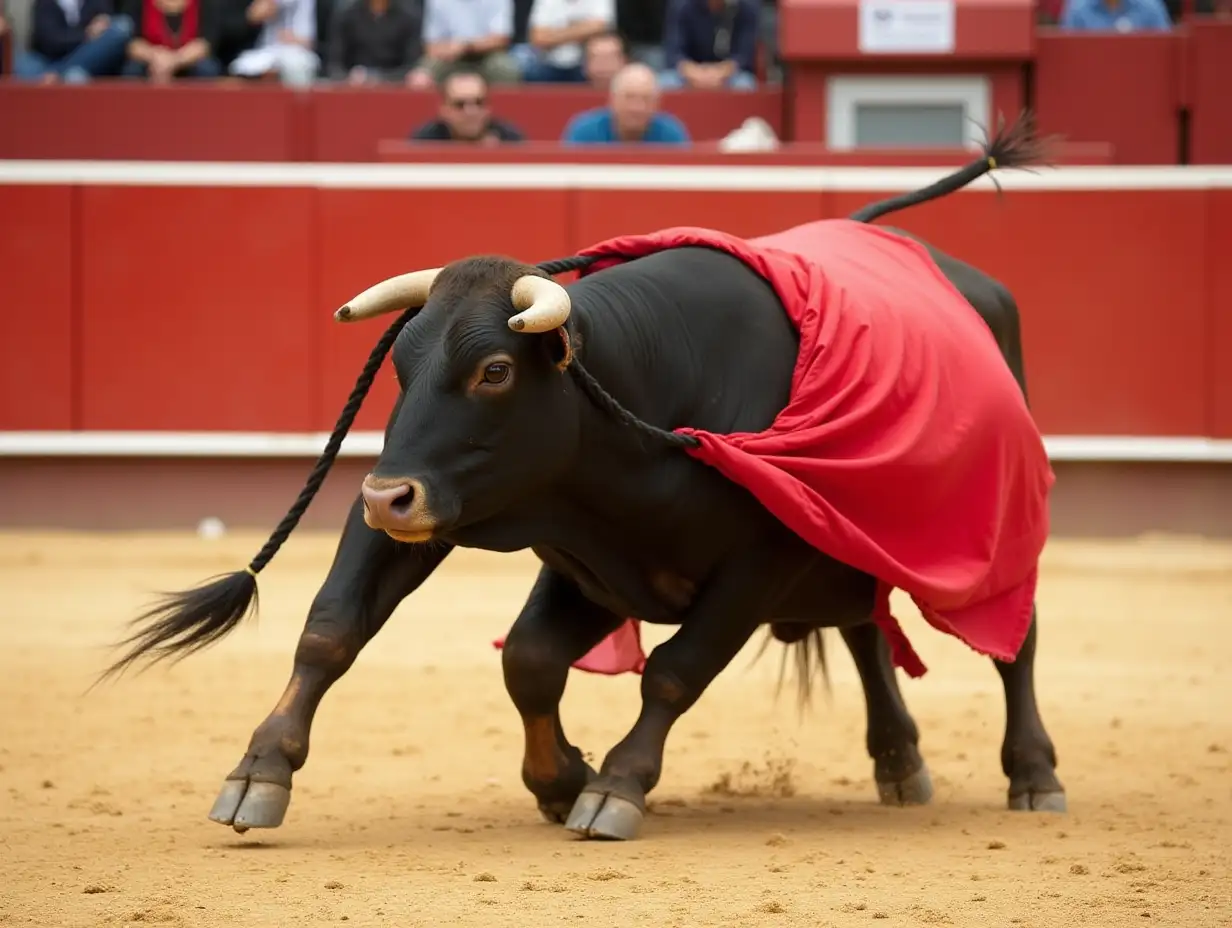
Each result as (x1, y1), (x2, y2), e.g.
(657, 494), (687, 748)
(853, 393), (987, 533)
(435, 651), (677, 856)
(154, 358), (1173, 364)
(661, 0), (687, 71)
(730, 0), (758, 74)
(285, 0), (316, 46)
(421, 0), (452, 57)
(32, 0), (89, 58)
(118, 0), (160, 59)
(179, 0), (221, 59)
(462, 0), (511, 52)
(530, 0), (613, 49)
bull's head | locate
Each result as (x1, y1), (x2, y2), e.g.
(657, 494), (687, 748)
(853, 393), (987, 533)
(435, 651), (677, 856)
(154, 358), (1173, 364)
(335, 256), (580, 544)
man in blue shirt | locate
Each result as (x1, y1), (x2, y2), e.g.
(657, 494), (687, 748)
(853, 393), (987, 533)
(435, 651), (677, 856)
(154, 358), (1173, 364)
(562, 62), (691, 144)
(660, 0), (760, 91)
(1058, 0), (1171, 30)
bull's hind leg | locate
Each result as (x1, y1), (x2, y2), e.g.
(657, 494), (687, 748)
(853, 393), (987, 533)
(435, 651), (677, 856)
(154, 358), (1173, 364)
(839, 622), (934, 806)
(565, 543), (813, 841)
(995, 608), (1066, 812)
(209, 499), (451, 833)
(501, 566), (627, 823)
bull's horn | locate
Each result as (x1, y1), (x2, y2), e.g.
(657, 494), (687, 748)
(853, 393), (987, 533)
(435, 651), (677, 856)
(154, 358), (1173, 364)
(334, 268), (443, 322)
(508, 275), (571, 333)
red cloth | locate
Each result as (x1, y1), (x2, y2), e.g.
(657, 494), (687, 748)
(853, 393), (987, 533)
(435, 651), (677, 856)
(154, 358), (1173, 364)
(492, 219), (1054, 678)
(141, 0), (199, 48)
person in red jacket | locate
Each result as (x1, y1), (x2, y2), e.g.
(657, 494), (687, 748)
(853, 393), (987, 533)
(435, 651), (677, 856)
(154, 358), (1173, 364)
(119, 0), (223, 79)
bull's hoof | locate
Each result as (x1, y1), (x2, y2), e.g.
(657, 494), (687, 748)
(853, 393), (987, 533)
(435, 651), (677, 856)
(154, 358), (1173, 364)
(564, 785), (646, 841)
(1008, 789), (1067, 813)
(876, 764), (934, 807)
(208, 778), (291, 833)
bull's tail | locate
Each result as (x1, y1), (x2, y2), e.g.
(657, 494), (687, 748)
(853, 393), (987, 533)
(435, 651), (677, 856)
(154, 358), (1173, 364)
(93, 309), (415, 687)
(848, 110), (1056, 225)
(753, 622), (832, 713)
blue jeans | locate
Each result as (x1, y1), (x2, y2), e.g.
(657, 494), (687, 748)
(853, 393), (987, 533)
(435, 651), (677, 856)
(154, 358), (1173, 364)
(14, 15), (134, 81)
(658, 67), (758, 92)
(521, 58), (586, 83)
(122, 56), (224, 79)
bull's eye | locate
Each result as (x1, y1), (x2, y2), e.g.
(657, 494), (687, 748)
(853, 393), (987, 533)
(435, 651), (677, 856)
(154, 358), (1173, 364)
(483, 362), (511, 384)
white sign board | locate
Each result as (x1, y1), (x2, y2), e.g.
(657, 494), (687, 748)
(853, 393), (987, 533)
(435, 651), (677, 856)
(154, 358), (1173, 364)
(858, 0), (956, 54)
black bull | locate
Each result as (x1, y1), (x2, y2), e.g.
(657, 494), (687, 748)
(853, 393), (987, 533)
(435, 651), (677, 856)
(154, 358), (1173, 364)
(100, 112), (1066, 842)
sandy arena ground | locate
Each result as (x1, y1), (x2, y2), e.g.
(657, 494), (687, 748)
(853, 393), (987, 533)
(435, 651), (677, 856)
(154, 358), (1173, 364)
(1, 529), (1229, 927)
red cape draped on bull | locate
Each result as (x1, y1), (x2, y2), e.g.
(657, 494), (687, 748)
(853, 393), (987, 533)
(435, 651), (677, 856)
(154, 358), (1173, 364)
(493, 219), (1054, 678)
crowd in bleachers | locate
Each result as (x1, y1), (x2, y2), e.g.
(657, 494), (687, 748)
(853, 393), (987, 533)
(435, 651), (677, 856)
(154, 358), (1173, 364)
(0, 0), (1227, 148)
(3, 0), (1228, 91)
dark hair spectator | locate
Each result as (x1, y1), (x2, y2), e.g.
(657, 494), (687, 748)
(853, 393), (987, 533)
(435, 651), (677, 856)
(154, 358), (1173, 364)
(409, 66), (526, 143)
(13, 0), (132, 81)
(119, 0), (223, 79)
(404, 0), (519, 89)
(582, 28), (625, 88)
(660, 0), (759, 92)
(325, 0), (421, 84)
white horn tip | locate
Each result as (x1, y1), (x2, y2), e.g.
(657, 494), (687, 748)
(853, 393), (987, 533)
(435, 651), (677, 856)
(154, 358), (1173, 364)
(335, 306), (354, 322)
(508, 317), (526, 331)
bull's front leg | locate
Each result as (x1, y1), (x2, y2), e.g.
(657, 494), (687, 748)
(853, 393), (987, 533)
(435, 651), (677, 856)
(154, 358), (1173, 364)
(564, 544), (813, 841)
(501, 566), (627, 823)
(995, 607), (1066, 812)
(208, 497), (452, 833)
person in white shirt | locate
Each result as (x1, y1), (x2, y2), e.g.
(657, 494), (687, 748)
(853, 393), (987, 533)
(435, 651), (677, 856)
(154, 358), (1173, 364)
(227, 0), (318, 86)
(405, 0), (520, 88)
(521, 0), (613, 82)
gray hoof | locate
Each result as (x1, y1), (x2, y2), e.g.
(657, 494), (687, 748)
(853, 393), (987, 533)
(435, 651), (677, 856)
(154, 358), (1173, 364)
(876, 765), (934, 806)
(564, 790), (645, 841)
(1008, 790), (1067, 813)
(208, 779), (291, 833)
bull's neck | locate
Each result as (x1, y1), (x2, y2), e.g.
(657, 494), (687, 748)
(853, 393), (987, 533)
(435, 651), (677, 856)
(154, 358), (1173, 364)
(570, 299), (700, 445)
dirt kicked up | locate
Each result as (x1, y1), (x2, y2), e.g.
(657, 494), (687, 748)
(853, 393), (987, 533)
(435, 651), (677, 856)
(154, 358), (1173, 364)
(1, 530), (1229, 927)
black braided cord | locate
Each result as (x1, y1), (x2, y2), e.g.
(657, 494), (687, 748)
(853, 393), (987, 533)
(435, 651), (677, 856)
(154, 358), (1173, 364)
(248, 306), (417, 574)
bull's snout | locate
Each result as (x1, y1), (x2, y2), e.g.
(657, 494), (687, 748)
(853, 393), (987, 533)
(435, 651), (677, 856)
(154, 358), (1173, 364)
(360, 475), (437, 541)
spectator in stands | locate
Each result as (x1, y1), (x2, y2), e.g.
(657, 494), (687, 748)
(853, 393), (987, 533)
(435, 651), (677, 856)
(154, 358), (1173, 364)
(519, 0), (613, 82)
(404, 0), (519, 89)
(583, 28), (626, 88)
(324, 0), (421, 84)
(13, 0), (133, 81)
(561, 61), (689, 144)
(227, 0), (319, 84)
(119, 0), (223, 78)
(409, 66), (526, 143)
(661, 0), (758, 90)
(615, 0), (664, 69)
(1058, 0), (1171, 29)
(214, 0), (264, 68)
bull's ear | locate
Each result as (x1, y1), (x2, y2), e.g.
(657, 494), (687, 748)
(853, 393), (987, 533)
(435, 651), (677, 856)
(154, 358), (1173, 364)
(539, 324), (575, 372)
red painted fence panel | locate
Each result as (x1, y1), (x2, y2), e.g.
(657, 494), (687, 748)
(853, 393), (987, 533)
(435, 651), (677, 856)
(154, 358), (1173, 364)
(1, 172), (1227, 441)
(77, 185), (319, 431)
(0, 185), (76, 430)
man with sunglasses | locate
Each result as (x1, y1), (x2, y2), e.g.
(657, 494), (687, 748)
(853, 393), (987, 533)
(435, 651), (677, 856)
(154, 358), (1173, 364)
(410, 67), (526, 144)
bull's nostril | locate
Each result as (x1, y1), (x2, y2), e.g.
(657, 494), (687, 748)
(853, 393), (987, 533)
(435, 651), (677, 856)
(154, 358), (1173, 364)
(387, 486), (414, 515)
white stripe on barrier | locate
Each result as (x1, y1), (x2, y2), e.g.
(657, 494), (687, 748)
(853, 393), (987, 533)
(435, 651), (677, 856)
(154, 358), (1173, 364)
(1, 431), (1231, 462)
(2, 160), (1232, 191)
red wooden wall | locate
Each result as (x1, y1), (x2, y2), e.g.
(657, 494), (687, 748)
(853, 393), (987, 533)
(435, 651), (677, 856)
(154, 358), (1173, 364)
(1, 168), (1229, 440)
